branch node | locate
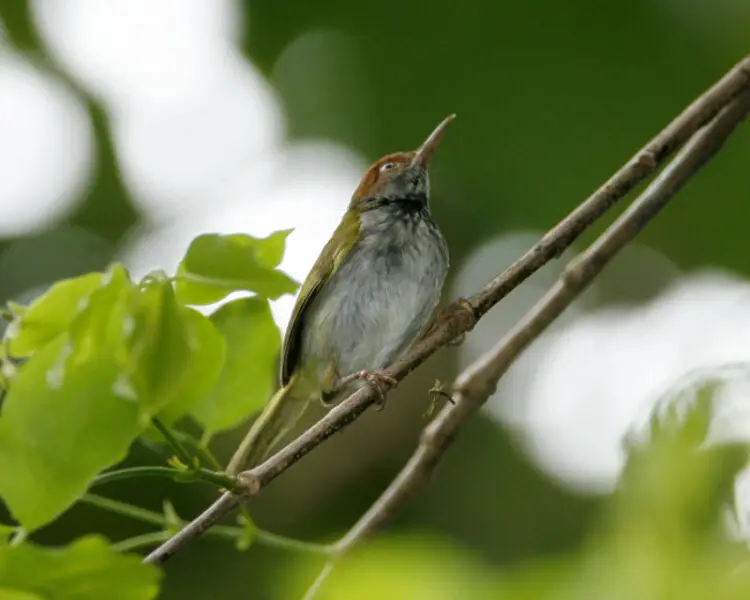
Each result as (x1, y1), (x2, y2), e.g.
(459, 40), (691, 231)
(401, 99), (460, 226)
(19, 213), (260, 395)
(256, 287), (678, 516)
(635, 149), (658, 171)
(235, 471), (261, 496)
(561, 256), (589, 288)
(446, 297), (477, 338)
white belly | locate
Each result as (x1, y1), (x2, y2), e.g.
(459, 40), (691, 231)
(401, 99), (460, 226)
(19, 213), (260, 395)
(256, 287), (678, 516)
(303, 211), (448, 382)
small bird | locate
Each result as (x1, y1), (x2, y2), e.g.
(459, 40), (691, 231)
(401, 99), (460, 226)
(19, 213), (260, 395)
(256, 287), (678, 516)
(226, 115), (455, 474)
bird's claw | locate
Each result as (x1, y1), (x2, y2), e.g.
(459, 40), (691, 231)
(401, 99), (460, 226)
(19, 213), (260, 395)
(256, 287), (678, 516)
(327, 369), (397, 410)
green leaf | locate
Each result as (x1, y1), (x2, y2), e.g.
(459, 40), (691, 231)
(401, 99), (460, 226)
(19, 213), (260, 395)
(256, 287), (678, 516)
(175, 232), (298, 305)
(0, 525), (16, 548)
(249, 228), (294, 268)
(288, 535), (500, 600)
(3, 273), (103, 358)
(0, 535), (161, 600)
(190, 297), (281, 434)
(0, 267), (147, 531)
(66, 265), (132, 366)
(235, 514), (256, 551)
(120, 274), (191, 417)
(152, 307), (226, 425)
(616, 365), (750, 545)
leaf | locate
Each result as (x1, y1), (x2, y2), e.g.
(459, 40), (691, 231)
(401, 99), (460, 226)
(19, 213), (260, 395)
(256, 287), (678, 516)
(152, 307), (226, 425)
(625, 363), (750, 454)
(0, 590), (41, 600)
(190, 297), (281, 434)
(175, 232), (298, 305)
(0, 267), (147, 531)
(120, 274), (192, 418)
(0, 535), (161, 600)
(288, 535), (500, 600)
(0, 525), (16, 547)
(66, 265), (132, 366)
(3, 273), (103, 358)
(617, 365), (750, 544)
(249, 228), (294, 268)
(235, 514), (256, 551)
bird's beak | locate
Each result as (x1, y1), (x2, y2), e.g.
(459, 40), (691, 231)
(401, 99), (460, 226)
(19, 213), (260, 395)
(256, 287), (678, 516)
(410, 114), (456, 168)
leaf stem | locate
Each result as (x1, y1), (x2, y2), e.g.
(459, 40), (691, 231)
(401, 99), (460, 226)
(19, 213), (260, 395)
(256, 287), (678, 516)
(91, 464), (238, 490)
(194, 467), (238, 490)
(81, 494), (166, 527)
(253, 528), (332, 555)
(111, 531), (171, 553)
(172, 431), (223, 471)
(9, 529), (27, 547)
(91, 466), (188, 487)
(152, 418), (193, 466)
(301, 560), (336, 600)
(82, 493), (330, 555)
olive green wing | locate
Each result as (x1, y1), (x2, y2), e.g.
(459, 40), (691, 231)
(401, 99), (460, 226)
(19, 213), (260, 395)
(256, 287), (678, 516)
(280, 212), (360, 386)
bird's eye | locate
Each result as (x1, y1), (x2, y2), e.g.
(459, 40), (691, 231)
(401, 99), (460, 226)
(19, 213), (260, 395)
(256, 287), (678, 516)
(379, 162), (395, 173)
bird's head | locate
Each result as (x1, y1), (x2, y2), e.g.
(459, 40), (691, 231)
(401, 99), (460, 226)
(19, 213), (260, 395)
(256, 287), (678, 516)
(350, 114), (455, 209)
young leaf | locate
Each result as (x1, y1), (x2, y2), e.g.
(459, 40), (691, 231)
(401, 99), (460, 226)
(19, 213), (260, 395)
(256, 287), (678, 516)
(150, 306), (226, 425)
(120, 275), (191, 418)
(248, 228), (294, 268)
(0, 535), (161, 599)
(190, 297), (281, 434)
(3, 272), (103, 358)
(0, 267), (146, 531)
(175, 232), (298, 305)
(67, 265), (132, 366)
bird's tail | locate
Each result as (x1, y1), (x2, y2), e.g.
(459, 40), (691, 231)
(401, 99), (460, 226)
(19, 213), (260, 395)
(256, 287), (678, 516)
(225, 374), (310, 475)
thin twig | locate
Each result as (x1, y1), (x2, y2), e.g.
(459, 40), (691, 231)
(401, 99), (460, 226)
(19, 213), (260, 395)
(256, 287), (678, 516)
(82, 493), (329, 555)
(112, 531), (172, 553)
(301, 560), (336, 600)
(331, 87), (750, 554)
(82, 493), (167, 527)
(90, 465), (237, 490)
(92, 466), (190, 487)
(144, 55), (750, 567)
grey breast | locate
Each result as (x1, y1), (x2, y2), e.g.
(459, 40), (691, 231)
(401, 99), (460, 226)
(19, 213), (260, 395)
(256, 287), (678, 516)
(304, 202), (449, 380)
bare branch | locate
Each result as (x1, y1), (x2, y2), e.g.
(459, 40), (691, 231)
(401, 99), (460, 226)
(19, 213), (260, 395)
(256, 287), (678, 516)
(332, 87), (750, 554)
(144, 55), (750, 567)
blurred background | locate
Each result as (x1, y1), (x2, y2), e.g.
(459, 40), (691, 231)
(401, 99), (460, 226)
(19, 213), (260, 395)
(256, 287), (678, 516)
(1, 0), (750, 597)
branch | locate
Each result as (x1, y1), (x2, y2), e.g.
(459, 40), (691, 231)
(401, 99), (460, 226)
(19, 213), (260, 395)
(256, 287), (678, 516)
(331, 86), (750, 554)
(144, 55), (750, 567)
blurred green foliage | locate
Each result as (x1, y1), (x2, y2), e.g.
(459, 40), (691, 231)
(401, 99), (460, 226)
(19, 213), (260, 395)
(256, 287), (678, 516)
(0, 232), (294, 534)
(0, 535), (161, 600)
(277, 369), (750, 599)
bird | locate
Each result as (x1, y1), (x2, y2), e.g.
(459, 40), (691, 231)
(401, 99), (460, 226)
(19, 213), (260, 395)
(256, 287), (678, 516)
(226, 115), (455, 475)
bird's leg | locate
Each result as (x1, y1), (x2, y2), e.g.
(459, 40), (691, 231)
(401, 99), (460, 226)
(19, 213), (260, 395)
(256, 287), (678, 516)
(320, 364), (341, 408)
(327, 370), (398, 411)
